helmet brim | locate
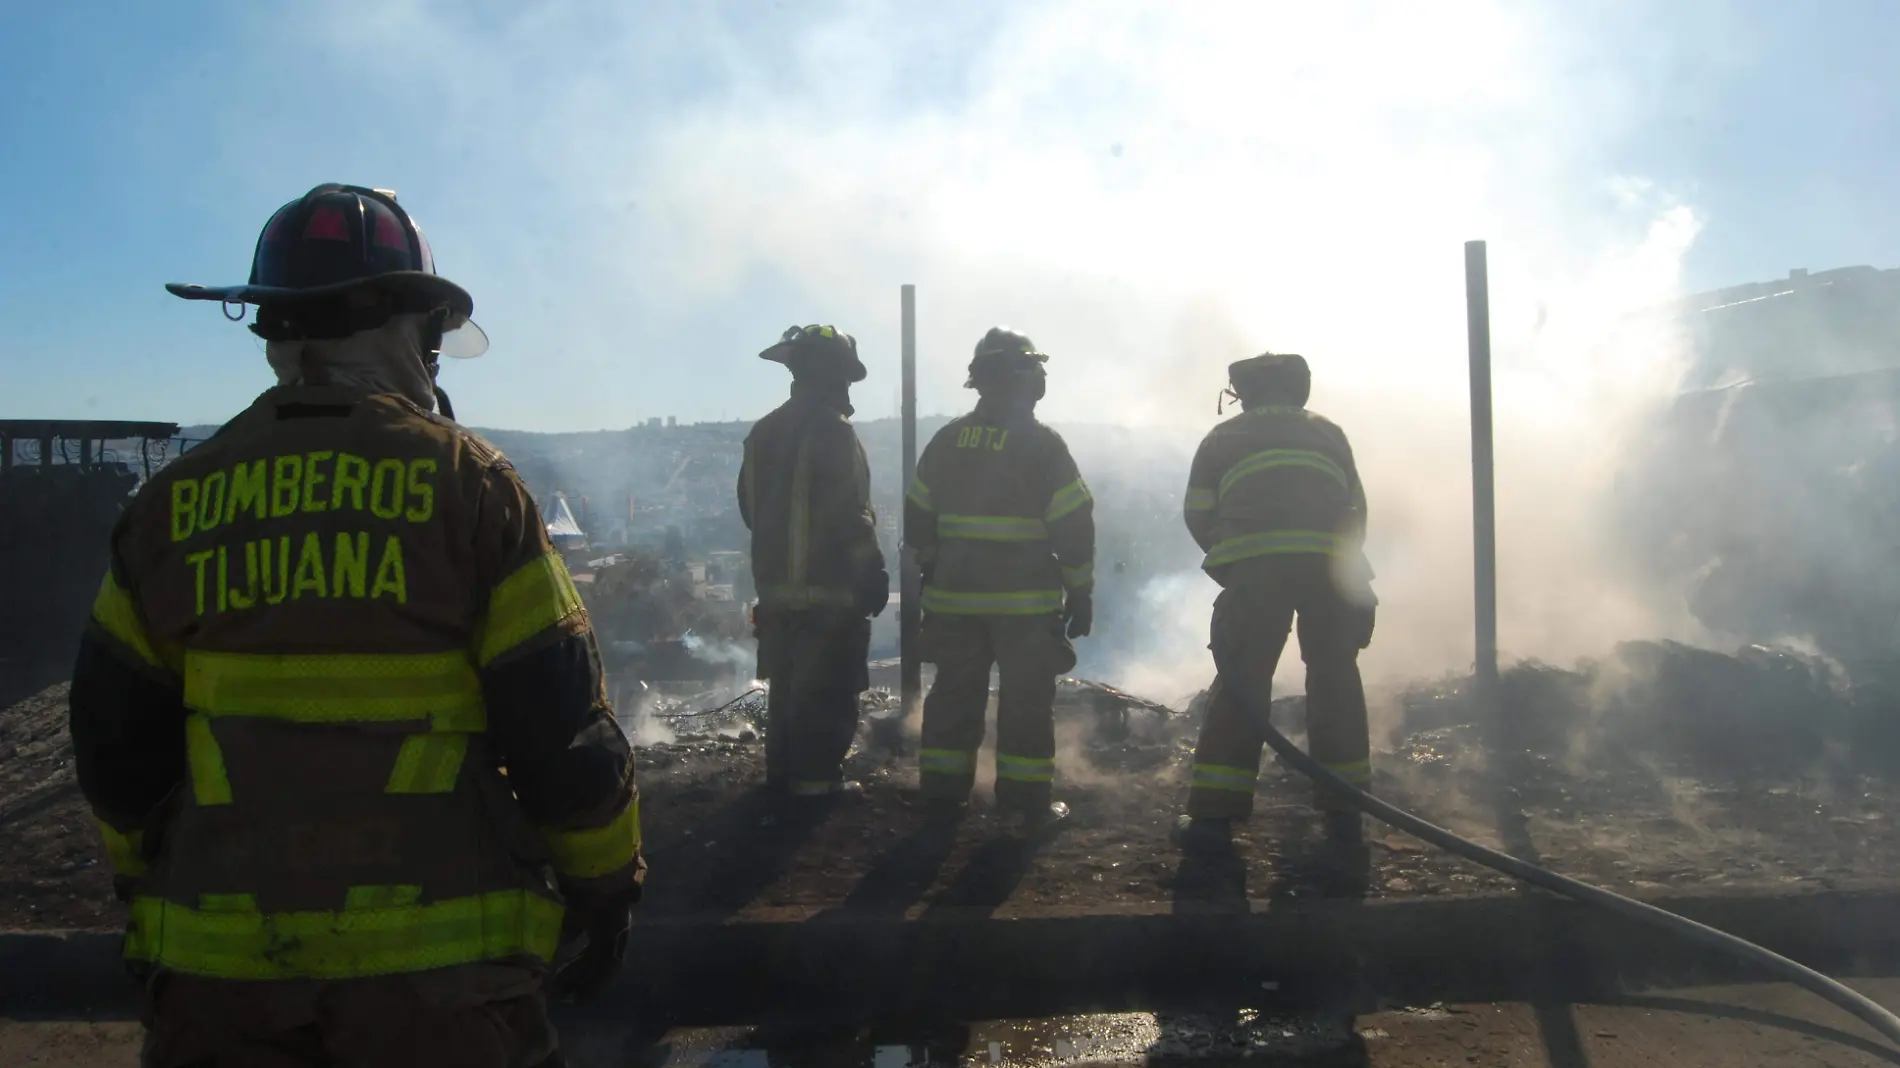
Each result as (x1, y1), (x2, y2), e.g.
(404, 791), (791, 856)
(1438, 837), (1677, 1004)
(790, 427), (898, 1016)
(758, 341), (868, 383)
(169, 272), (486, 358)
(167, 271), (473, 323)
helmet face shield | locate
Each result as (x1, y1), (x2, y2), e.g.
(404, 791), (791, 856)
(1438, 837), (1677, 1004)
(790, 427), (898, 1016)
(439, 319), (489, 359)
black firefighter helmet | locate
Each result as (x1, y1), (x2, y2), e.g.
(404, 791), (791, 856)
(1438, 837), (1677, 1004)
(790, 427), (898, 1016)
(166, 183), (487, 358)
(1227, 351), (1311, 407)
(759, 324), (867, 383)
(965, 326), (1048, 389)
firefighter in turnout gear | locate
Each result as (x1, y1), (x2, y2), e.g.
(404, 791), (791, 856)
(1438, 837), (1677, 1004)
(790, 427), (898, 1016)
(71, 184), (641, 1068)
(905, 327), (1095, 831)
(1177, 353), (1377, 852)
(739, 324), (890, 798)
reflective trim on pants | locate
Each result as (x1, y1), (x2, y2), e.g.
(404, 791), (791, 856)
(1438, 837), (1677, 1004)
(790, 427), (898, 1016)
(1319, 758), (1372, 787)
(920, 748), (976, 775)
(995, 753), (1054, 784)
(1189, 762), (1257, 793)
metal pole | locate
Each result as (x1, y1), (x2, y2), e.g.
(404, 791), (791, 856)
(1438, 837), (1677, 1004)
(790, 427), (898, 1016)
(899, 284), (922, 719)
(1465, 240), (1499, 693)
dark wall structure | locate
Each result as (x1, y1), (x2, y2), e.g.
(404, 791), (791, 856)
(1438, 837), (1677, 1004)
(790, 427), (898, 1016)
(1615, 267), (1900, 669)
(0, 421), (178, 701)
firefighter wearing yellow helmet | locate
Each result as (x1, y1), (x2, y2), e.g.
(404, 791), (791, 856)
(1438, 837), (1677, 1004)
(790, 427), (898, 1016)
(739, 324), (889, 798)
(905, 327), (1096, 833)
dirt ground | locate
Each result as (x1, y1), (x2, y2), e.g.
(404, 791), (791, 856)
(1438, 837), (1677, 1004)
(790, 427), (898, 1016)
(9, 639), (1900, 929)
(0, 684), (119, 929)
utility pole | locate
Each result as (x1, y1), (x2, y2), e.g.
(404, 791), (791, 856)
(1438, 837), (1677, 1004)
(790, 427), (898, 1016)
(900, 284), (922, 720)
(1465, 241), (1499, 698)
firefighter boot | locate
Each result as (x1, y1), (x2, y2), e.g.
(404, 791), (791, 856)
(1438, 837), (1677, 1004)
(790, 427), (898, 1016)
(1323, 809), (1364, 848)
(1007, 800), (1070, 840)
(1173, 814), (1234, 854)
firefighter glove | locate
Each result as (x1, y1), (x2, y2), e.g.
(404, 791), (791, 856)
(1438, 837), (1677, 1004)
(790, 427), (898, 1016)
(1063, 589), (1093, 639)
(549, 892), (634, 1006)
(855, 567), (892, 618)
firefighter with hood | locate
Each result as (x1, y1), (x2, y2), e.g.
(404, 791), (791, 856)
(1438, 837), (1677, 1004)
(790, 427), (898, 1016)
(739, 324), (890, 798)
(905, 327), (1095, 832)
(69, 184), (643, 1068)
(1176, 352), (1377, 853)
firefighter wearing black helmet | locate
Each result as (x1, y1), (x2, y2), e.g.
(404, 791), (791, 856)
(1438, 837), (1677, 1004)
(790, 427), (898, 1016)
(1176, 353), (1377, 855)
(904, 327), (1096, 832)
(70, 184), (641, 1068)
(738, 325), (890, 798)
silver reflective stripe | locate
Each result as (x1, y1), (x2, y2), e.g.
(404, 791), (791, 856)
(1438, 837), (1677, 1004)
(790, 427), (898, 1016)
(1203, 530), (1342, 568)
(920, 588), (1064, 615)
(1045, 479), (1092, 523)
(787, 435), (814, 585)
(1218, 449), (1349, 499)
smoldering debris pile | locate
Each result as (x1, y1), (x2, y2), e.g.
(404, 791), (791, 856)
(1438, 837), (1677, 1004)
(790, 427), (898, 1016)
(1386, 640), (1900, 781)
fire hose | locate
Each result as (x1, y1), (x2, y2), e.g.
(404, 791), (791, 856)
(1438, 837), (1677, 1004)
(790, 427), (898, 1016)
(1210, 641), (1900, 1049)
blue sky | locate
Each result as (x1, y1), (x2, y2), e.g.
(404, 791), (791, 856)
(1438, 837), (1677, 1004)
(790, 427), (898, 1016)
(3, 0), (1899, 433)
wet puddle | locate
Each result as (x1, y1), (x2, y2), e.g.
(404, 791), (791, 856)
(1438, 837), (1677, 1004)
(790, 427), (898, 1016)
(565, 1010), (1360, 1066)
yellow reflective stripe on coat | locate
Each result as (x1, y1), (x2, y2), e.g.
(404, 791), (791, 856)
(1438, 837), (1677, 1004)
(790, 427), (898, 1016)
(1061, 561), (1094, 591)
(123, 889), (565, 980)
(185, 714), (233, 806)
(787, 435), (814, 587)
(386, 733), (470, 794)
(184, 650), (484, 732)
(996, 753), (1055, 783)
(919, 748), (976, 774)
(1184, 487), (1217, 513)
(1044, 478), (1092, 523)
(97, 820), (147, 876)
(476, 553), (585, 666)
(907, 475), (934, 512)
(1203, 530), (1343, 567)
(936, 514), (1048, 542)
(90, 571), (178, 673)
(539, 797), (642, 879)
(920, 588), (1064, 615)
(1190, 762), (1256, 793)
(1218, 449), (1349, 499)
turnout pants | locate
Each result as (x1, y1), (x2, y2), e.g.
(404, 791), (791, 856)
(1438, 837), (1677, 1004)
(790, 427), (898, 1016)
(139, 963), (561, 1068)
(756, 606), (872, 794)
(917, 612), (1077, 812)
(1187, 555), (1371, 820)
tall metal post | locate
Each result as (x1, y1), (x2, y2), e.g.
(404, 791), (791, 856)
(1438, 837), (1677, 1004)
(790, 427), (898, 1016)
(1464, 241), (1499, 694)
(899, 285), (922, 718)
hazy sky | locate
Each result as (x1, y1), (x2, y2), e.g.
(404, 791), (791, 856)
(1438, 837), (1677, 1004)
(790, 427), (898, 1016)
(4, 0), (1898, 433)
